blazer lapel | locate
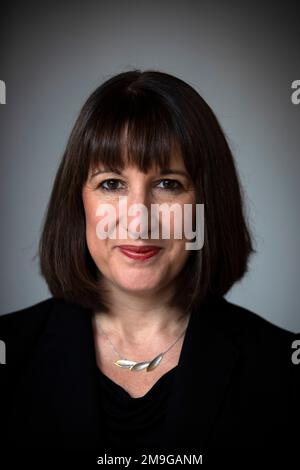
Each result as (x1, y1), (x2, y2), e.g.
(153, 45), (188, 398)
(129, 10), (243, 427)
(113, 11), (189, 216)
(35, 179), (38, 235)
(162, 296), (239, 451)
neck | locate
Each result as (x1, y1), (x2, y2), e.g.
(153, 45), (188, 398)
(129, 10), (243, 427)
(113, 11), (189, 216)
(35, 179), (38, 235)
(93, 280), (189, 345)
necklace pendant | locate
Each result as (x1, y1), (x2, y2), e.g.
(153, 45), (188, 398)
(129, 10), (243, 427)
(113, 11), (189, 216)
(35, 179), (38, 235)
(113, 353), (165, 372)
(114, 359), (137, 368)
(130, 361), (150, 371)
(146, 353), (164, 371)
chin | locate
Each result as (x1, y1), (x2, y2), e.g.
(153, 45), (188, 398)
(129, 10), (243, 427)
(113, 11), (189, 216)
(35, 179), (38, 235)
(117, 279), (160, 293)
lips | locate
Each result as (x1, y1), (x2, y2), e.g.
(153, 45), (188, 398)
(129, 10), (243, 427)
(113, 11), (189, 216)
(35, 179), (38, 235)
(118, 245), (162, 261)
(117, 245), (161, 253)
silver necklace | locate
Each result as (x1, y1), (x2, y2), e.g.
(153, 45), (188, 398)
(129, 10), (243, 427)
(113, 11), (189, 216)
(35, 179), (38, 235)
(96, 312), (191, 372)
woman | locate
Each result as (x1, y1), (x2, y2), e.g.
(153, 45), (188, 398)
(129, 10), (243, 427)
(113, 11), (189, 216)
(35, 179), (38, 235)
(0, 70), (298, 459)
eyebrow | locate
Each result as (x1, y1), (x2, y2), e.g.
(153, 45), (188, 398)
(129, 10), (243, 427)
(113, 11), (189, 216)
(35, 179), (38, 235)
(90, 168), (190, 180)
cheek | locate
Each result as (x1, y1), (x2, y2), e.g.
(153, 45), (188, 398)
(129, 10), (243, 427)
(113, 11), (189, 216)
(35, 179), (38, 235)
(85, 207), (98, 244)
(165, 240), (191, 278)
(169, 239), (190, 264)
(83, 194), (106, 254)
(166, 202), (195, 239)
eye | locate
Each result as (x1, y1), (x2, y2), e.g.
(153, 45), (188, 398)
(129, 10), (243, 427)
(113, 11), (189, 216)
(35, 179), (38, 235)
(155, 179), (183, 191)
(96, 178), (184, 193)
(97, 179), (125, 191)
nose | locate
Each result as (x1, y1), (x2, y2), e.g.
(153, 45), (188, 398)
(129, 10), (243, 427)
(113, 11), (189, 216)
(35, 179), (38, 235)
(127, 183), (150, 206)
(119, 185), (156, 239)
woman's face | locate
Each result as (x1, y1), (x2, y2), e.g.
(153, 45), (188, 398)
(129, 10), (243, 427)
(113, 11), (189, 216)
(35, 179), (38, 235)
(82, 152), (196, 297)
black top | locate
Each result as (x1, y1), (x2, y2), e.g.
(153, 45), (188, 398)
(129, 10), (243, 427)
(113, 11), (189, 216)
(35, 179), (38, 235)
(96, 364), (178, 451)
(0, 295), (298, 461)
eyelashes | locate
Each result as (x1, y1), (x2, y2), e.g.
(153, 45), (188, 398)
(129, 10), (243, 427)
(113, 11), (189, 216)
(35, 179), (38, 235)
(96, 178), (184, 193)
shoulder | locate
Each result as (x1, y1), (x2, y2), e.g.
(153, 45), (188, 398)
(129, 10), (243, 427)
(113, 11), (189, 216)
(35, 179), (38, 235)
(198, 296), (298, 362)
(215, 296), (297, 337)
(205, 296), (299, 367)
(223, 297), (297, 341)
(0, 297), (75, 367)
(0, 296), (85, 329)
(0, 297), (57, 339)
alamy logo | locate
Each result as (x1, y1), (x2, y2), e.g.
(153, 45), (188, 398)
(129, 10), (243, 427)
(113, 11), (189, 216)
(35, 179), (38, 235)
(0, 339), (6, 364)
(291, 80), (300, 105)
(0, 80), (6, 104)
(95, 198), (205, 250)
(291, 339), (300, 365)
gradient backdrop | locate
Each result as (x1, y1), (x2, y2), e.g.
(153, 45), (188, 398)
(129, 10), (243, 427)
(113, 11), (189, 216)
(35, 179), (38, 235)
(0, 1), (299, 332)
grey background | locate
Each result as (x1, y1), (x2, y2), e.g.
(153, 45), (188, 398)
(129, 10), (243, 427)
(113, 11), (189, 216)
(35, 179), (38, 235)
(0, 1), (299, 332)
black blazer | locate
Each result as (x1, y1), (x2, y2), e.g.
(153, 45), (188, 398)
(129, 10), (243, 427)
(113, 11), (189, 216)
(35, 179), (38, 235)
(0, 296), (299, 460)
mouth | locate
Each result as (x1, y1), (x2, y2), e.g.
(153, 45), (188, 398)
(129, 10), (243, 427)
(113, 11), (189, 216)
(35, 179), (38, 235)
(117, 245), (162, 261)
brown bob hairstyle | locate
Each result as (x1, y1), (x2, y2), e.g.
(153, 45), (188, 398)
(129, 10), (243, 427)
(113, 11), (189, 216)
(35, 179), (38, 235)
(38, 69), (255, 314)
